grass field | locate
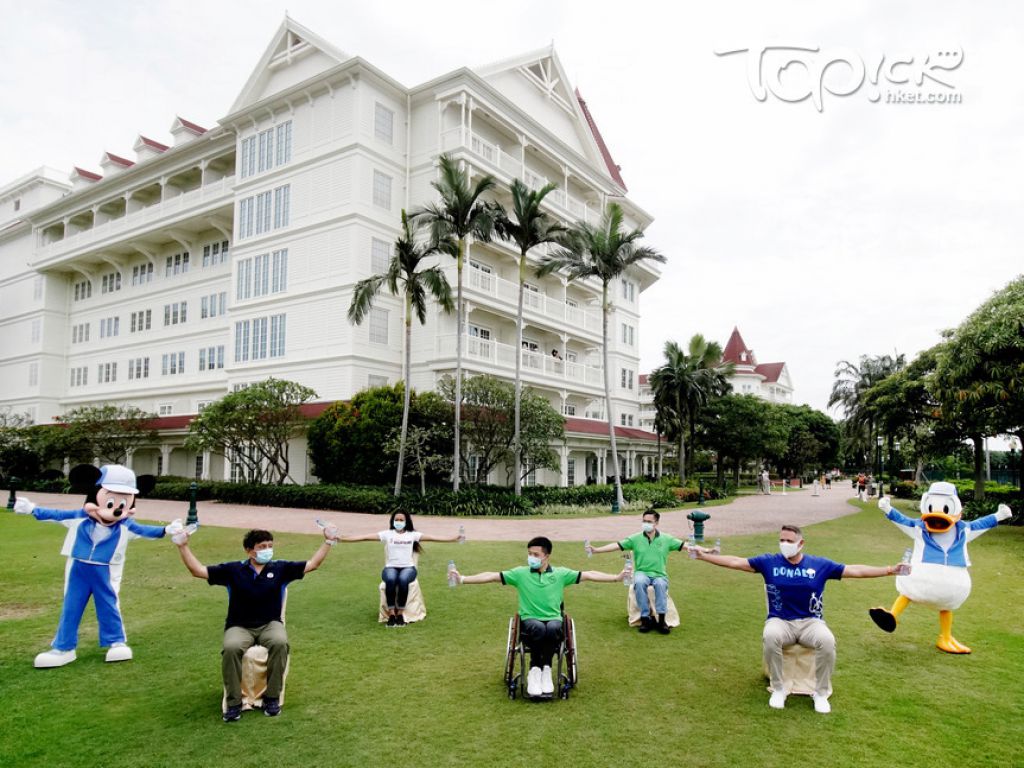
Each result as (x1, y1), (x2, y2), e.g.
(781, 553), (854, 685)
(2, 501), (1021, 768)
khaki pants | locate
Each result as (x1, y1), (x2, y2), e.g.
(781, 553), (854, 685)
(763, 617), (835, 698)
(223, 622), (289, 708)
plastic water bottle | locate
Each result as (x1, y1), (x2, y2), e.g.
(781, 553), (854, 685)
(458, 525), (466, 544)
(447, 560), (458, 588)
(688, 535), (698, 559)
(714, 537), (722, 555)
(315, 517), (339, 539)
(896, 547), (912, 575)
(622, 553), (634, 586)
(584, 538), (592, 558)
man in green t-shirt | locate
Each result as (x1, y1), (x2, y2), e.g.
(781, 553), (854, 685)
(588, 509), (685, 634)
(455, 536), (624, 698)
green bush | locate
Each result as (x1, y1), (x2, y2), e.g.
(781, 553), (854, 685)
(892, 480), (920, 499)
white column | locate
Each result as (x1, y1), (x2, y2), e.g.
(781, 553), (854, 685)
(202, 450), (211, 481)
(560, 445), (569, 488)
(160, 445), (172, 476)
(124, 448), (135, 471)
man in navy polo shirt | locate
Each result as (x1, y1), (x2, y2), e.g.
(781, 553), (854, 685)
(175, 526), (339, 722)
(690, 524), (904, 714)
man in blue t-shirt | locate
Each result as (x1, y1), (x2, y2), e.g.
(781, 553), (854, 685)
(690, 524), (903, 714)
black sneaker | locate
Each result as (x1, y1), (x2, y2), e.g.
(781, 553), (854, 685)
(263, 697), (281, 717)
(657, 619), (672, 635)
(394, 614), (406, 627)
(223, 705), (242, 723)
(386, 615), (397, 627)
(638, 617), (654, 633)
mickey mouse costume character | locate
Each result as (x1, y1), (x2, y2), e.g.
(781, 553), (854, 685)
(13, 464), (183, 668)
(871, 482), (1013, 653)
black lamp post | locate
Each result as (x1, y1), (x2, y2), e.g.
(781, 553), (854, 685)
(876, 435), (883, 496)
(1011, 443), (1019, 490)
(891, 440), (901, 494)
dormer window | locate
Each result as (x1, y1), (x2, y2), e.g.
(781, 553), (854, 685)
(740, 352), (747, 362)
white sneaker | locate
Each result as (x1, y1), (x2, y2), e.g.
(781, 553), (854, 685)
(540, 665), (554, 695)
(768, 689), (788, 709)
(812, 694), (831, 714)
(526, 666), (542, 697)
(105, 642), (133, 663)
(34, 649), (77, 668)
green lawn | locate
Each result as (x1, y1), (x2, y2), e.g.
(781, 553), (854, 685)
(2, 503), (1021, 768)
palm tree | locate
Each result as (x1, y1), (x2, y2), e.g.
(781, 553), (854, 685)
(649, 335), (733, 484)
(829, 353), (906, 469)
(411, 154), (497, 491)
(348, 210), (454, 496)
(538, 202), (665, 512)
(494, 179), (566, 496)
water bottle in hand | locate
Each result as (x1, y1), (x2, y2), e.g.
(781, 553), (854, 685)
(447, 559), (458, 588)
(584, 538), (592, 558)
(623, 553), (634, 586)
(713, 538), (722, 555)
(315, 517), (339, 539)
(895, 547), (912, 575)
(688, 535), (698, 559)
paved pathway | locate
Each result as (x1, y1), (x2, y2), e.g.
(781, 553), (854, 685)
(8, 485), (862, 542)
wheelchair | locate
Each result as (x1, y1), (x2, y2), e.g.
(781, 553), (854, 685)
(503, 612), (577, 700)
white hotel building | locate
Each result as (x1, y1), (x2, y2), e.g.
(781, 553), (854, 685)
(0, 18), (661, 486)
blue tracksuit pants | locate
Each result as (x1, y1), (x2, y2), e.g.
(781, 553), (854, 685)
(53, 560), (126, 650)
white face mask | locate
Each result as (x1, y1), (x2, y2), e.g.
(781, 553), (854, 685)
(779, 541), (802, 559)
(642, 522), (655, 533)
(255, 548), (274, 564)
(527, 555), (544, 570)
(393, 520), (406, 531)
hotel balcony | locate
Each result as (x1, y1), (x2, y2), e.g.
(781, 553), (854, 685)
(429, 333), (605, 394)
(31, 175), (236, 271)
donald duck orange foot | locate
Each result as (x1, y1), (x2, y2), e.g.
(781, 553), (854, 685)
(936, 611), (971, 654)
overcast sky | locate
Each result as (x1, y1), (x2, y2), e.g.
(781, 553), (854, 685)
(2, 1), (1021, 417)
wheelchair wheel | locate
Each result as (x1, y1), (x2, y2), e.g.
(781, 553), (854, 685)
(504, 615), (522, 699)
(560, 616), (577, 699)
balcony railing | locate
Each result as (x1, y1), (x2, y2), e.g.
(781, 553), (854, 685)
(457, 266), (603, 336)
(33, 176), (236, 265)
(433, 334), (604, 389)
(441, 127), (598, 224)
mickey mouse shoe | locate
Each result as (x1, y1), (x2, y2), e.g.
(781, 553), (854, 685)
(34, 649), (77, 668)
(105, 643), (133, 662)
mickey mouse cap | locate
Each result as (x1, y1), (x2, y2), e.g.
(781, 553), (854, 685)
(98, 464), (139, 495)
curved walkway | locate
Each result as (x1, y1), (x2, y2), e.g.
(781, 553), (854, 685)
(11, 485), (862, 542)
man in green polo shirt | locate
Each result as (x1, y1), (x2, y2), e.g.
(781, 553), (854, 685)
(588, 509), (685, 634)
(455, 536), (623, 698)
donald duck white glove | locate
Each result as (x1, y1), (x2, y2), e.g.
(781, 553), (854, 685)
(13, 497), (35, 515)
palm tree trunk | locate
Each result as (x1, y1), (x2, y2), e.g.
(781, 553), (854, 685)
(394, 296), (413, 497)
(453, 237), (464, 492)
(513, 251), (526, 496)
(677, 393), (686, 484)
(656, 430), (662, 478)
(601, 281), (624, 512)
(972, 434), (985, 501)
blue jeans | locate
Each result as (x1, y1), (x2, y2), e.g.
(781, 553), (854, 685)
(633, 572), (669, 618)
(382, 566), (417, 609)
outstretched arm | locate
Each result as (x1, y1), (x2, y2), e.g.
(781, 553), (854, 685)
(420, 533), (461, 543)
(966, 504), (1013, 541)
(690, 548), (756, 572)
(878, 497), (919, 535)
(580, 569), (625, 583)
(339, 533), (381, 543)
(305, 529), (341, 573)
(842, 564), (901, 578)
(588, 542), (622, 555)
(176, 541), (209, 579)
(455, 570), (501, 584)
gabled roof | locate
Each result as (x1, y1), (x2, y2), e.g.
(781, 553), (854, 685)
(722, 327), (756, 366)
(564, 417), (658, 442)
(229, 15), (350, 115)
(103, 152), (135, 168)
(576, 88), (626, 190)
(172, 116), (208, 135)
(135, 135), (169, 152)
(71, 167), (102, 182)
(755, 362), (786, 384)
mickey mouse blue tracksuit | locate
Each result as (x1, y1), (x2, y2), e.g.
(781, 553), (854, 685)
(32, 507), (165, 650)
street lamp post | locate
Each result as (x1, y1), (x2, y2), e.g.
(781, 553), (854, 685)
(876, 435), (884, 497)
(891, 440), (901, 495)
(1011, 442), (1019, 490)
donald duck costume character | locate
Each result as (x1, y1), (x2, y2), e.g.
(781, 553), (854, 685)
(14, 465), (184, 668)
(870, 482), (1013, 653)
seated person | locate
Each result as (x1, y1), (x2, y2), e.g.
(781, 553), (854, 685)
(339, 511), (459, 626)
(174, 526), (339, 722)
(587, 509), (685, 634)
(453, 536), (623, 697)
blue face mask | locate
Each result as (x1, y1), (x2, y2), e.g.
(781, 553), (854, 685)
(527, 555), (543, 570)
(255, 548), (273, 564)
(393, 521), (406, 531)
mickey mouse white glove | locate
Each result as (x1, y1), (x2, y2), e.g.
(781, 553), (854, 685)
(13, 497), (35, 515)
(165, 518), (187, 544)
(995, 504), (1013, 522)
(878, 496), (892, 514)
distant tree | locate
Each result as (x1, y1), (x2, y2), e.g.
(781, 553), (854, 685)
(58, 405), (158, 466)
(439, 375), (564, 484)
(0, 411), (44, 480)
(700, 395), (788, 484)
(187, 378), (316, 485)
(383, 424), (453, 496)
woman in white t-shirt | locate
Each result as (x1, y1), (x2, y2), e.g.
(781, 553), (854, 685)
(340, 512), (460, 626)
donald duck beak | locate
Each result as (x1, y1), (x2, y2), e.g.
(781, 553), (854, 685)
(922, 509), (958, 533)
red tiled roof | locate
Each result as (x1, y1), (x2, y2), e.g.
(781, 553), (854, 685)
(638, 373), (649, 386)
(104, 152), (135, 168)
(72, 167), (102, 181)
(755, 362), (786, 383)
(138, 135), (169, 151)
(140, 401), (335, 431)
(575, 88), (627, 190)
(564, 417), (658, 442)
(176, 116), (208, 135)
(721, 326), (755, 366)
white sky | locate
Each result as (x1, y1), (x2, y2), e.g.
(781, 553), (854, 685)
(2, 1), (1021, 416)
